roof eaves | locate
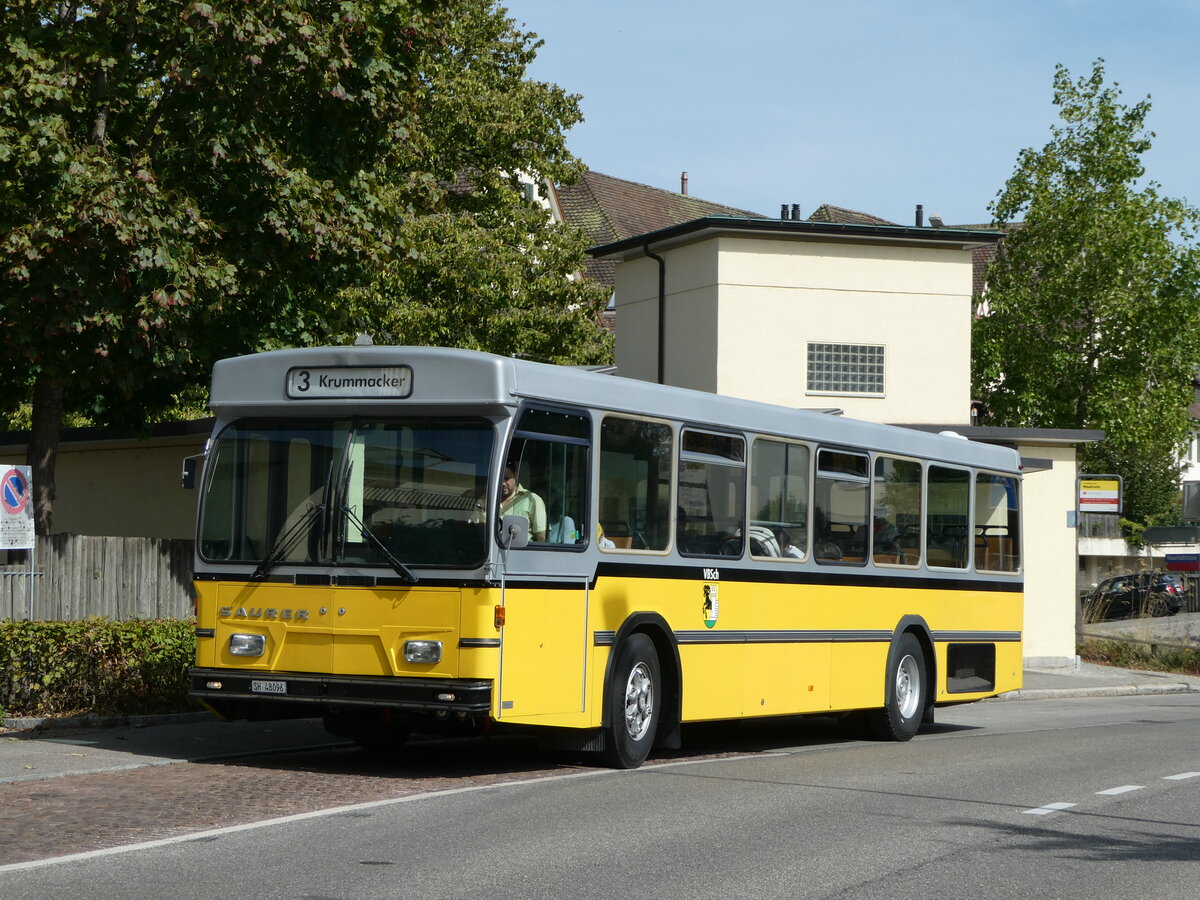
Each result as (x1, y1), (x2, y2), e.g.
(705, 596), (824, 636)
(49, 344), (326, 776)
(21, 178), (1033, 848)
(589, 216), (1004, 260)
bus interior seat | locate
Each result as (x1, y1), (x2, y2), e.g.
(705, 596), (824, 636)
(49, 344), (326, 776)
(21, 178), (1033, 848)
(601, 520), (631, 549)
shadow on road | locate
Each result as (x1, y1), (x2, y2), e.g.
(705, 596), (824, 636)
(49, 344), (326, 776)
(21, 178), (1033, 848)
(211, 712), (983, 781)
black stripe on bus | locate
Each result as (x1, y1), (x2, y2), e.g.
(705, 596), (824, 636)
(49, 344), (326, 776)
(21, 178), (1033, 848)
(459, 638), (502, 648)
(195, 572), (491, 589)
(932, 630), (1021, 642)
(593, 562), (1023, 593)
(593, 629), (1021, 647)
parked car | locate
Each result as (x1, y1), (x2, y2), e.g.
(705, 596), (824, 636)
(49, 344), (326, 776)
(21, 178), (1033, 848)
(1082, 572), (1185, 622)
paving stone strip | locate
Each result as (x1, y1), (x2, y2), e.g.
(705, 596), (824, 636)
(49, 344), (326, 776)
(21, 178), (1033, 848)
(0, 750), (581, 866)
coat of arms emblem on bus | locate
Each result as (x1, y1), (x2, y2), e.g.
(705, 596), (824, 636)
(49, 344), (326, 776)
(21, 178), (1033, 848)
(702, 584), (719, 629)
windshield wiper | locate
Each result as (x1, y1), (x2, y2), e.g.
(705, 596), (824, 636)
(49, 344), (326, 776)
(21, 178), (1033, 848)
(251, 502), (325, 581)
(340, 505), (419, 585)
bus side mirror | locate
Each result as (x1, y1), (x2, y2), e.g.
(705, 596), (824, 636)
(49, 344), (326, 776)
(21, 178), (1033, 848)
(500, 514), (529, 549)
(181, 456), (200, 490)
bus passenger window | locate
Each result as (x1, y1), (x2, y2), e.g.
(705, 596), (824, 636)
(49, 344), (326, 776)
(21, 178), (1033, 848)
(678, 430), (746, 558)
(873, 457), (922, 567)
(599, 416), (672, 551)
(975, 472), (1020, 572)
(927, 465), (970, 569)
(814, 449), (869, 564)
(750, 438), (809, 560)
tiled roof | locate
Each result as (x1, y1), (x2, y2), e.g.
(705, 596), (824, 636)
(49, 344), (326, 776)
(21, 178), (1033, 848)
(556, 171), (767, 285)
(806, 204), (898, 226)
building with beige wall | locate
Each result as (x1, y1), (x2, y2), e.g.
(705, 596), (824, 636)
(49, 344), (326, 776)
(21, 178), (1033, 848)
(594, 217), (987, 424)
(1019, 443), (1087, 662)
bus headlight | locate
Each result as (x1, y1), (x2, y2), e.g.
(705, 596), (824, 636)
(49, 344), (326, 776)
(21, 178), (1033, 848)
(404, 640), (442, 664)
(229, 633), (266, 657)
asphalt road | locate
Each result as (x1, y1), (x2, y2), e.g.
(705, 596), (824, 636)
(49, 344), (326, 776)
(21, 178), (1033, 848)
(2, 693), (1198, 900)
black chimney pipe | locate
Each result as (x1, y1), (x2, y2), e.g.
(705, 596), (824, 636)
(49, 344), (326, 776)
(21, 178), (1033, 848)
(791, 203), (801, 221)
(780, 203), (789, 220)
(915, 204), (924, 227)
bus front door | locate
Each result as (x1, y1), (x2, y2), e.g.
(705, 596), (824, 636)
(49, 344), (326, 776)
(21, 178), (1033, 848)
(497, 575), (590, 723)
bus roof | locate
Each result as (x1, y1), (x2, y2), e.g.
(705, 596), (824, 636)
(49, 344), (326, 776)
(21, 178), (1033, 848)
(209, 345), (1020, 473)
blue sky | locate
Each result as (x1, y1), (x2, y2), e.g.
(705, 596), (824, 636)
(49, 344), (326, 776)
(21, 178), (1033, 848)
(501, 0), (1200, 227)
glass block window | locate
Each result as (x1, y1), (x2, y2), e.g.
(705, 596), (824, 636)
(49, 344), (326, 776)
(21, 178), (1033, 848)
(806, 343), (885, 395)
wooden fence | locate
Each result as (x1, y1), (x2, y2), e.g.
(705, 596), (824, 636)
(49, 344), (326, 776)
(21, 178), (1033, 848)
(1, 534), (194, 621)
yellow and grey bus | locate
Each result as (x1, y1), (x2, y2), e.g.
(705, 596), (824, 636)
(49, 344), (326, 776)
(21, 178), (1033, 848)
(188, 345), (1022, 767)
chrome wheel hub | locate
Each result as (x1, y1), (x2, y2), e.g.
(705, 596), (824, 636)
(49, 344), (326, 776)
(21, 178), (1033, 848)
(624, 662), (654, 741)
(896, 653), (920, 719)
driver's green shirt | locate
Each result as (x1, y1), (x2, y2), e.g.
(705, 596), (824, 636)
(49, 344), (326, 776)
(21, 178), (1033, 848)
(501, 484), (547, 537)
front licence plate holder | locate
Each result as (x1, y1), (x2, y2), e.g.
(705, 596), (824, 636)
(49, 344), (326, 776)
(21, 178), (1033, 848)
(250, 679), (287, 695)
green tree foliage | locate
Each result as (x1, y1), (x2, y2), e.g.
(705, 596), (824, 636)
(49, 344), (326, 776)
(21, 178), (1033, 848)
(974, 60), (1200, 524)
(0, 1), (607, 533)
(348, 204), (612, 363)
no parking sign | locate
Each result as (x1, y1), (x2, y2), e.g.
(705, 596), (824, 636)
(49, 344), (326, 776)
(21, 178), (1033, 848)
(1, 465), (34, 549)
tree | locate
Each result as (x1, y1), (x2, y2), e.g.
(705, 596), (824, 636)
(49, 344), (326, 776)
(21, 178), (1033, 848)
(0, 1), (605, 534)
(347, 203), (612, 363)
(339, 1), (612, 361)
(973, 59), (1200, 525)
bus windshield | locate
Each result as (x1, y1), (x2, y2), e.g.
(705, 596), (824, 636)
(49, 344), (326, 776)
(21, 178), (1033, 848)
(198, 417), (494, 570)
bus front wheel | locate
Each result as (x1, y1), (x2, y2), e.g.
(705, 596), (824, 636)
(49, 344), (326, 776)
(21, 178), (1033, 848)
(601, 633), (661, 769)
(868, 632), (926, 742)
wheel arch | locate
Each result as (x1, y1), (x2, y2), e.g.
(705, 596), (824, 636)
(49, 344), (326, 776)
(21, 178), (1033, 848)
(890, 614), (937, 707)
(604, 612), (682, 750)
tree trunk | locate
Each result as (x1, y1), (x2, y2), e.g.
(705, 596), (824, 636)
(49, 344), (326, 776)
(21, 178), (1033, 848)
(27, 374), (64, 537)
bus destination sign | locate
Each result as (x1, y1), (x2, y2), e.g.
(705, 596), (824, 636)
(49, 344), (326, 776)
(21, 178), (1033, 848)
(286, 366), (413, 400)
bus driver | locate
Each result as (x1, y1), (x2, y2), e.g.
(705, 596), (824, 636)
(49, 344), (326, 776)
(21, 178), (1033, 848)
(500, 462), (547, 542)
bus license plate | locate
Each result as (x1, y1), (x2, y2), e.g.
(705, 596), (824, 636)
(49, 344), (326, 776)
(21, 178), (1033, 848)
(251, 679), (287, 695)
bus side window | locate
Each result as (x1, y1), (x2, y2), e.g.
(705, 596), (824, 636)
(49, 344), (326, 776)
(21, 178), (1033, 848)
(750, 438), (810, 561)
(975, 472), (1020, 573)
(678, 430), (746, 558)
(599, 416), (672, 552)
(927, 465), (970, 569)
(873, 456), (921, 567)
(814, 449), (869, 565)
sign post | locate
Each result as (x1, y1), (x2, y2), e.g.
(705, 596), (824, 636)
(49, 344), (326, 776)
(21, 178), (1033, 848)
(1, 464), (36, 619)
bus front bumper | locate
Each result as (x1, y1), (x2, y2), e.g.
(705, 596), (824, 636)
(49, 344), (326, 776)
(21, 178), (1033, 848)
(189, 668), (493, 715)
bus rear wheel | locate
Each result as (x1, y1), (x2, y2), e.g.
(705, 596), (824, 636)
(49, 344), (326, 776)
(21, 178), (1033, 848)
(868, 633), (926, 742)
(601, 633), (661, 769)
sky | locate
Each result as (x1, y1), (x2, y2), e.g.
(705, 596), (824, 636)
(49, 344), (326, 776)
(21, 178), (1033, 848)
(500, 0), (1200, 227)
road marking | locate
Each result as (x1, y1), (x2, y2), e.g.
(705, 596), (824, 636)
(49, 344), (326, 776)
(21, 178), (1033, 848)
(1164, 772), (1200, 780)
(1096, 785), (1143, 795)
(1023, 802), (1076, 815)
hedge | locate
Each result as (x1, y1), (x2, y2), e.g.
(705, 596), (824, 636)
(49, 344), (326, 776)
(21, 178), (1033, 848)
(0, 618), (196, 719)
(1079, 637), (1200, 677)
